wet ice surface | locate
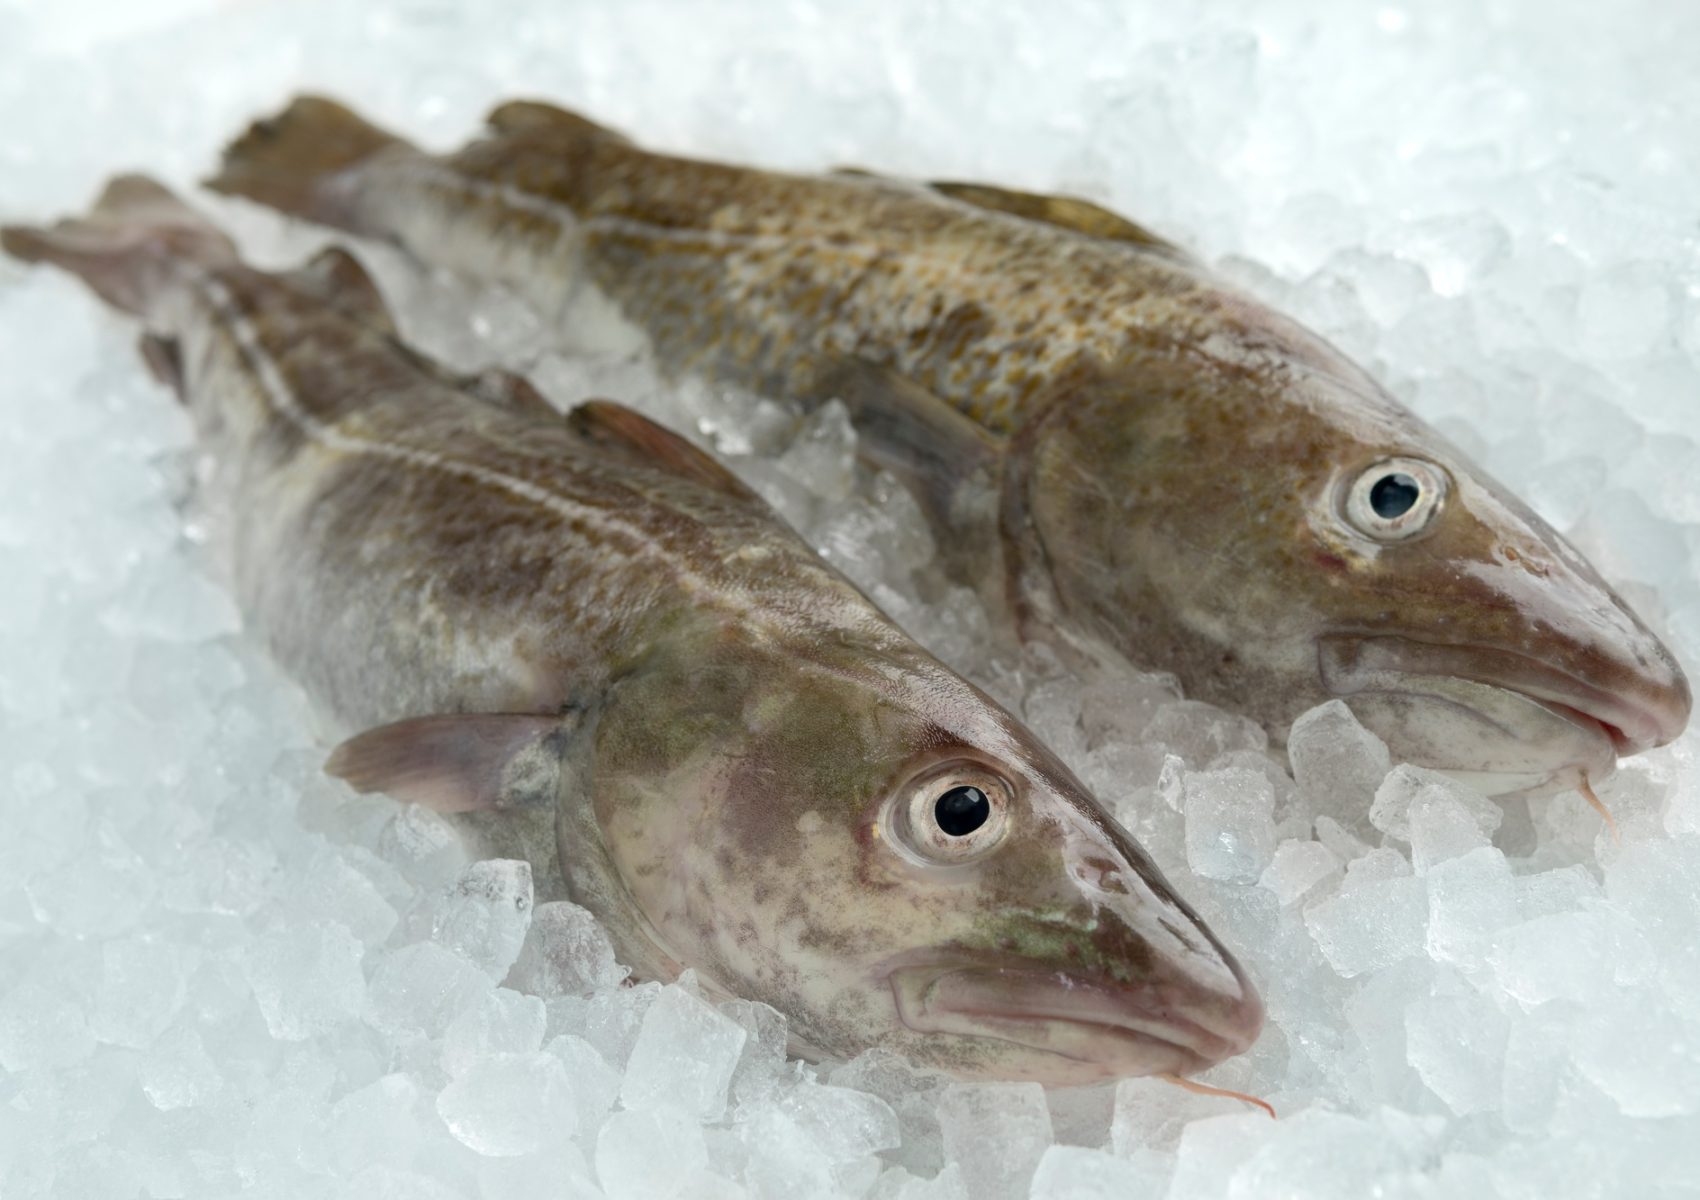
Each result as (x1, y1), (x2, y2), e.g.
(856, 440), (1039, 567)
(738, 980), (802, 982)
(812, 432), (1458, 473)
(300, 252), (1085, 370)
(4, 0), (1700, 1196)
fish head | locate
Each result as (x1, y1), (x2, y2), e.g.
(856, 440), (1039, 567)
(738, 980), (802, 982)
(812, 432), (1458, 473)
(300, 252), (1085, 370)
(588, 632), (1261, 1084)
(1019, 327), (1690, 796)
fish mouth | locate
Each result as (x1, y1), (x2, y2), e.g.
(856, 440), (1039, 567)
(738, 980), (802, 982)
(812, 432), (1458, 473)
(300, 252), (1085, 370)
(887, 961), (1263, 1083)
(1318, 634), (1689, 795)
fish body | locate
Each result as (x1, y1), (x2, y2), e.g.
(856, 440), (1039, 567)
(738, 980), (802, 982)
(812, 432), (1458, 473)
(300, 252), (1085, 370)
(210, 97), (1691, 798)
(1, 178), (1262, 1084)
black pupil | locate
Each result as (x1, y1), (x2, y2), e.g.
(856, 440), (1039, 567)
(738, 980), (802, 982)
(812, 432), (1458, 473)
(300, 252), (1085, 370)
(1369, 472), (1420, 519)
(934, 785), (990, 837)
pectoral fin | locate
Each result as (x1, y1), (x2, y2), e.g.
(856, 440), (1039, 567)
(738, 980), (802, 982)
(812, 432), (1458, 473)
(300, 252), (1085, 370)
(326, 713), (564, 813)
(928, 180), (1180, 254)
(809, 358), (1004, 529)
(567, 399), (755, 500)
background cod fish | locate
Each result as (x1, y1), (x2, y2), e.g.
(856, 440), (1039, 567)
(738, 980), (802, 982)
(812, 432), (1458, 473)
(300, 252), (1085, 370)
(208, 96), (1691, 801)
(1, 177), (1264, 1088)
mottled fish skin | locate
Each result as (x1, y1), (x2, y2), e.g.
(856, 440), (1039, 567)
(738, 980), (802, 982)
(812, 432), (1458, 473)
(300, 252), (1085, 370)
(208, 97), (1691, 798)
(1, 177), (1264, 1084)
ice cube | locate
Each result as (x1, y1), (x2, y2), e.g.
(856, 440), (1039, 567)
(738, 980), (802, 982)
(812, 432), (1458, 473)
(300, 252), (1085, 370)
(1305, 872), (1428, 976)
(1287, 700), (1391, 835)
(1571, 998), (1700, 1119)
(365, 942), (492, 1038)
(288, 843), (402, 949)
(326, 1074), (424, 1175)
(88, 936), (188, 1049)
(436, 1051), (578, 1156)
(504, 900), (630, 998)
(1405, 990), (1510, 1114)
(595, 1106), (716, 1200)
(720, 997), (791, 1106)
(1145, 700), (1267, 767)
(1258, 838), (1343, 907)
(139, 1025), (223, 1110)
(418, 859), (534, 981)
(581, 979), (662, 1071)
(545, 1034), (623, 1142)
(378, 803), (470, 888)
(1030, 1145), (1166, 1199)
(935, 1082), (1052, 1200)
(1183, 766), (1278, 882)
(620, 981), (748, 1122)
(1370, 765), (1502, 849)
(1425, 846), (1518, 968)
(0, 979), (94, 1071)
(441, 987), (547, 1078)
(243, 920), (367, 1041)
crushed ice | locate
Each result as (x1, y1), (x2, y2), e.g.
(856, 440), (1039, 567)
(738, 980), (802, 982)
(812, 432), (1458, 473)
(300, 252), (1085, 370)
(3, 0), (1699, 1196)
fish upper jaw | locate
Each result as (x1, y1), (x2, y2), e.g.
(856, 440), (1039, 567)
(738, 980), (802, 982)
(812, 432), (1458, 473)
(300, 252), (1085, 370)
(1317, 633), (1691, 794)
(883, 952), (1264, 1084)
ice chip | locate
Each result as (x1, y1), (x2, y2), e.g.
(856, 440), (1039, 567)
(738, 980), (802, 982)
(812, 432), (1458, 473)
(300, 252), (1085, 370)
(936, 1082), (1052, 1200)
(436, 1051), (578, 1156)
(1305, 872), (1428, 976)
(1405, 991), (1509, 1114)
(89, 936), (188, 1048)
(139, 1025), (223, 1110)
(378, 803), (469, 888)
(365, 941), (491, 1038)
(1030, 1144), (1165, 1199)
(1425, 846), (1518, 967)
(1145, 700), (1267, 766)
(418, 859), (533, 980)
(596, 1107), (715, 1200)
(1183, 766), (1278, 882)
(1288, 699), (1391, 835)
(545, 1034), (623, 1141)
(441, 987), (547, 1078)
(504, 900), (629, 998)
(582, 979), (662, 1071)
(243, 920), (366, 1041)
(1371, 764), (1502, 847)
(0, 979), (94, 1072)
(620, 981), (748, 1122)
(1258, 838), (1343, 906)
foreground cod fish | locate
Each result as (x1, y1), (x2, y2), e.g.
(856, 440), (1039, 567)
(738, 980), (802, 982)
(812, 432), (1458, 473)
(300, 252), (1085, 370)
(2, 178), (1263, 1085)
(209, 96), (1691, 799)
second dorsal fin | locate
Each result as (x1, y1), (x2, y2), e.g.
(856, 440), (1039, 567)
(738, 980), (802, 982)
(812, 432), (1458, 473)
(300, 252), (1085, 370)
(485, 100), (630, 145)
(286, 246), (397, 333)
(567, 400), (753, 500)
(928, 181), (1180, 254)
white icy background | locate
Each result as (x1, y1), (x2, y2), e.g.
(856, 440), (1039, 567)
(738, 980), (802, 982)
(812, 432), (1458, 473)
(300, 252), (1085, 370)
(4, 0), (1700, 1196)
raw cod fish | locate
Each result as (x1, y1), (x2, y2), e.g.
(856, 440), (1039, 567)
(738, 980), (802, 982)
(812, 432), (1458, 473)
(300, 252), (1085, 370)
(1, 178), (1264, 1086)
(208, 96), (1691, 800)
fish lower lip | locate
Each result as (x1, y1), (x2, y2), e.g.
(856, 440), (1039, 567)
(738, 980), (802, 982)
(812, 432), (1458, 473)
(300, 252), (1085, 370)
(1318, 634), (1677, 756)
(888, 965), (1256, 1071)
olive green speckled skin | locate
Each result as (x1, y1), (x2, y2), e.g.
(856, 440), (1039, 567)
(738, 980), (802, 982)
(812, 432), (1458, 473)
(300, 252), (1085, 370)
(2, 179), (1263, 1083)
(210, 97), (1689, 794)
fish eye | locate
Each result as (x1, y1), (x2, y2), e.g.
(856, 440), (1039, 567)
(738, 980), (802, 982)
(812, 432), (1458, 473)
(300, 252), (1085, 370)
(887, 764), (1013, 866)
(1342, 456), (1448, 543)
(935, 785), (990, 836)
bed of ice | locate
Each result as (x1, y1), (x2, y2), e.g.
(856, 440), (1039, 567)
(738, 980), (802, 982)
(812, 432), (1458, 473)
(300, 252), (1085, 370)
(4, 0), (1699, 1196)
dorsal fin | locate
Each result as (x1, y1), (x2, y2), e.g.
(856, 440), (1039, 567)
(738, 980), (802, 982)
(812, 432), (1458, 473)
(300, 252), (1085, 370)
(286, 246), (397, 333)
(485, 100), (630, 144)
(464, 367), (559, 421)
(566, 400), (753, 500)
(928, 181), (1181, 254)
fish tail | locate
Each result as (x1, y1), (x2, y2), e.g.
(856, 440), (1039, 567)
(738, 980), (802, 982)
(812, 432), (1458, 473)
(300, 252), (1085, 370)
(1, 173), (237, 317)
(206, 94), (410, 230)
